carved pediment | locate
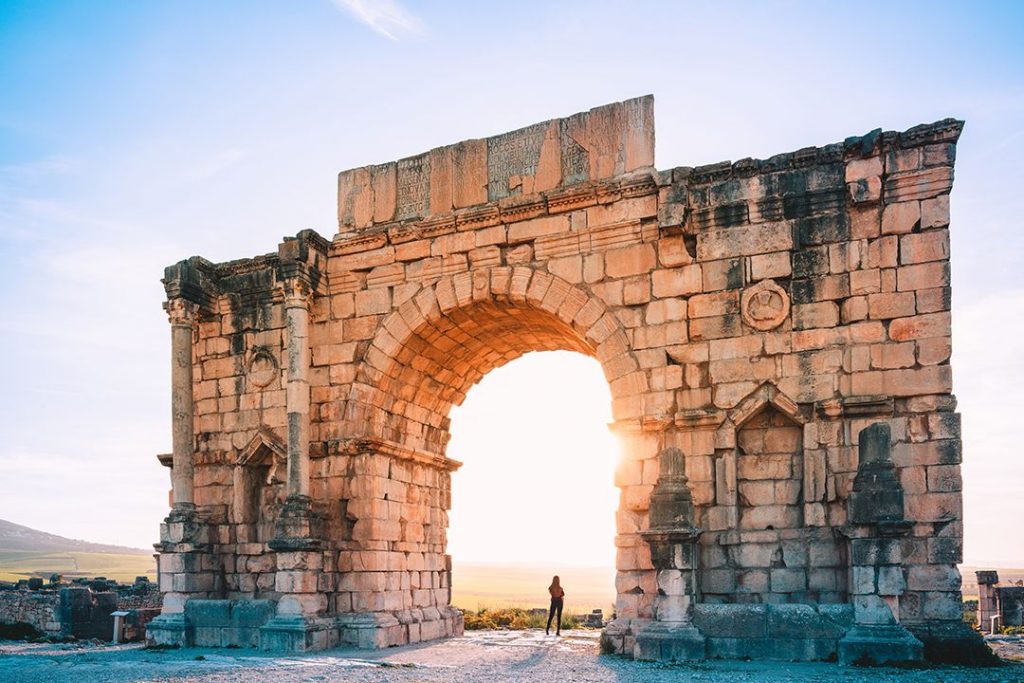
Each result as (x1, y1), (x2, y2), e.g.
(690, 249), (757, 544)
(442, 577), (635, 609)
(727, 382), (805, 429)
(237, 427), (286, 485)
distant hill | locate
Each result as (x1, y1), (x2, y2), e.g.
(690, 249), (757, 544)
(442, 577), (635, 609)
(0, 518), (150, 555)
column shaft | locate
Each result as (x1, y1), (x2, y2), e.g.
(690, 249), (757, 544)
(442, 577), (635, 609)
(169, 301), (196, 507)
(285, 285), (311, 499)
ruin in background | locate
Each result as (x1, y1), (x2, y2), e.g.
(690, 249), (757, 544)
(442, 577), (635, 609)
(977, 571), (1024, 633)
(0, 577), (160, 642)
(146, 96), (982, 663)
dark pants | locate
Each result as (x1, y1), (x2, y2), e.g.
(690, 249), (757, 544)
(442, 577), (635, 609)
(546, 597), (563, 634)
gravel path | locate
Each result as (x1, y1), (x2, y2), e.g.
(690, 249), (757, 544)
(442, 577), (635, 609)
(2, 630), (1022, 683)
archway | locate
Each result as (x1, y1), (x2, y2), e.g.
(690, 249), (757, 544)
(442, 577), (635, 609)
(337, 268), (642, 637)
(445, 350), (618, 617)
(349, 267), (640, 454)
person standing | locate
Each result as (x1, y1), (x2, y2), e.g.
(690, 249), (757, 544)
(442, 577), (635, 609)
(546, 575), (565, 636)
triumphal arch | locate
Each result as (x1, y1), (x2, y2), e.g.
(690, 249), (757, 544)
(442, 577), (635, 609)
(147, 96), (982, 663)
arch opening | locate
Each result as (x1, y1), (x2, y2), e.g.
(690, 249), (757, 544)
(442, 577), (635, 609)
(446, 351), (618, 615)
(343, 270), (636, 628)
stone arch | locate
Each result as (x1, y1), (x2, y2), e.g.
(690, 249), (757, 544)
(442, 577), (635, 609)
(347, 266), (644, 456)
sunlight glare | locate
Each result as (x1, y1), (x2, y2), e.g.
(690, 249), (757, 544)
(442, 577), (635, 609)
(446, 351), (618, 568)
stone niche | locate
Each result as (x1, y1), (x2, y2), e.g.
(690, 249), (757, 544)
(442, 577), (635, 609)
(146, 96), (987, 664)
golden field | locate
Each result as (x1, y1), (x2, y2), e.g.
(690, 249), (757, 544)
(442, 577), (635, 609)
(0, 550), (156, 584)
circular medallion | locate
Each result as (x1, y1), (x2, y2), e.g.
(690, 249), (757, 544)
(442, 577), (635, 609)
(247, 348), (278, 388)
(741, 279), (790, 331)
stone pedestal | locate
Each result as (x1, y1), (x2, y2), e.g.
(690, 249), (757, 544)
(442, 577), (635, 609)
(259, 614), (339, 652)
(631, 447), (707, 661)
(634, 621), (707, 661)
(148, 505), (217, 647)
(146, 612), (190, 647)
(838, 423), (923, 665)
(336, 607), (464, 649)
(269, 495), (322, 550)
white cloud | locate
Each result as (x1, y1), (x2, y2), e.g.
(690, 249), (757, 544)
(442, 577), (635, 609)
(331, 0), (423, 40)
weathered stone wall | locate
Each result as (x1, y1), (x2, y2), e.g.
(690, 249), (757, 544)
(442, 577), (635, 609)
(0, 590), (60, 635)
(153, 96), (970, 660)
(0, 583), (161, 640)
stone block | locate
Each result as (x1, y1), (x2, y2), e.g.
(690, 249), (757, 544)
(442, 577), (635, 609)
(767, 604), (846, 639)
(693, 603), (768, 638)
(702, 258), (744, 291)
(896, 262), (950, 293)
(877, 566), (906, 596)
(881, 201), (920, 235)
(749, 252), (791, 280)
(700, 569), (737, 594)
(838, 624), (923, 665)
(770, 568), (807, 593)
(792, 302), (839, 330)
(604, 243), (657, 278)
(698, 223), (793, 260)
(850, 538), (901, 566)
(853, 595), (897, 626)
(185, 599), (232, 627)
(922, 591), (963, 620)
(735, 569), (769, 594)
(906, 564), (960, 592)
(652, 265), (702, 297)
(920, 195), (950, 229)
(275, 570), (319, 594)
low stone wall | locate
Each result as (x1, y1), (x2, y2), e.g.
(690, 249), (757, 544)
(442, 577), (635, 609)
(0, 581), (163, 641)
(0, 590), (60, 635)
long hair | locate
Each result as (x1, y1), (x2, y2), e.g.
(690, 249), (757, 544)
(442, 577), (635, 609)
(549, 575), (562, 597)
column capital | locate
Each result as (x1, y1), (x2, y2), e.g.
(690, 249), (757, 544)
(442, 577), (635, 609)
(278, 277), (314, 308)
(166, 297), (200, 326)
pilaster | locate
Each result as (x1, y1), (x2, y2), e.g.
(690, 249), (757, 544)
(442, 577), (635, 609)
(838, 422), (923, 665)
(633, 447), (706, 661)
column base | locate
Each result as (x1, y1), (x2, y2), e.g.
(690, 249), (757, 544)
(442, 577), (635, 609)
(146, 613), (189, 648)
(269, 495), (322, 550)
(838, 624), (923, 665)
(600, 618), (643, 657)
(157, 504), (209, 551)
(633, 622), (707, 662)
(259, 615), (339, 652)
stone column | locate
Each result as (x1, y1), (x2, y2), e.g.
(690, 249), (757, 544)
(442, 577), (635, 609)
(262, 278), (331, 652)
(148, 297), (213, 648)
(633, 447), (706, 662)
(837, 422), (923, 665)
(269, 279), (321, 547)
(975, 571), (1000, 633)
(168, 297), (197, 510)
(285, 280), (311, 499)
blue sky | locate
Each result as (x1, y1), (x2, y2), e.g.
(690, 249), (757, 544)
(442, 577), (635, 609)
(0, 1), (1022, 566)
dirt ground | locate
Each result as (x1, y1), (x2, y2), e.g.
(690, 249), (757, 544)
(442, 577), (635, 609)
(1, 630), (1022, 683)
